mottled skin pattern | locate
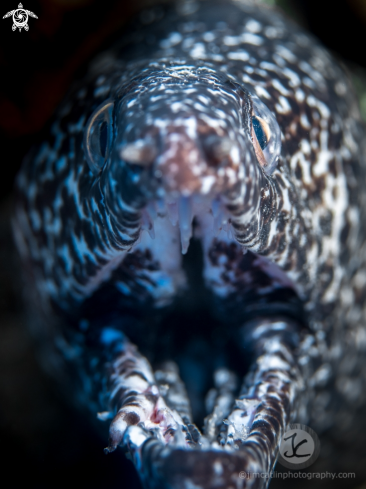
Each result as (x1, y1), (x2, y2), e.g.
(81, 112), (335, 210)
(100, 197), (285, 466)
(12, 0), (366, 488)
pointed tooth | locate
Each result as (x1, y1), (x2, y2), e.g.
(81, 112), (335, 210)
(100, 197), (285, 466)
(222, 219), (230, 232)
(147, 224), (155, 240)
(212, 200), (221, 237)
(213, 210), (224, 236)
(141, 211), (155, 239)
(213, 214), (223, 237)
(167, 202), (178, 227)
(147, 202), (157, 222)
(155, 199), (166, 216)
(181, 234), (191, 255)
(141, 211), (149, 230)
(178, 197), (193, 255)
(226, 223), (234, 240)
(141, 221), (148, 233)
(211, 199), (227, 237)
(213, 221), (220, 237)
(212, 199), (220, 219)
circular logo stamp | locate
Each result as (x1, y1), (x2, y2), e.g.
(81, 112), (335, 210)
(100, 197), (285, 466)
(277, 424), (320, 470)
(13, 8), (28, 29)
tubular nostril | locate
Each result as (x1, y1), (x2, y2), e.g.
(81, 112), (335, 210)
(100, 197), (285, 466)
(202, 135), (235, 167)
(119, 138), (158, 166)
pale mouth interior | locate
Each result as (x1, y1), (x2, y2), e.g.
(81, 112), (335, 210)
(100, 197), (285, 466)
(142, 193), (231, 254)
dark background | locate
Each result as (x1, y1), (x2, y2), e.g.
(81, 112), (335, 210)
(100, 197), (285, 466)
(1, 1), (366, 488)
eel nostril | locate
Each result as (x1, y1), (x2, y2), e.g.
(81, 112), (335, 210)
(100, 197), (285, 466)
(202, 135), (234, 167)
(119, 138), (158, 166)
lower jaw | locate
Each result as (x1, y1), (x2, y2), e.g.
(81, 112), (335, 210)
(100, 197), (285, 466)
(105, 315), (307, 489)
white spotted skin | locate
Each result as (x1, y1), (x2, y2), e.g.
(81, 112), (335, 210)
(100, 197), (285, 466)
(12, 0), (366, 487)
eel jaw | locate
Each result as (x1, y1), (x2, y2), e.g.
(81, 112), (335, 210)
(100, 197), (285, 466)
(141, 193), (234, 254)
(104, 318), (306, 489)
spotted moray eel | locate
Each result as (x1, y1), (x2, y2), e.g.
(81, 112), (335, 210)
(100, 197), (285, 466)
(12, 0), (366, 487)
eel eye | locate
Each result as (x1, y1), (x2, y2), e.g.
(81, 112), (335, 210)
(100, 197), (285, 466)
(83, 99), (114, 175)
(251, 95), (281, 174)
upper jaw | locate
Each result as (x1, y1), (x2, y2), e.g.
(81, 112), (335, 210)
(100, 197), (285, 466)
(141, 191), (240, 255)
(137, 152), (267, 256)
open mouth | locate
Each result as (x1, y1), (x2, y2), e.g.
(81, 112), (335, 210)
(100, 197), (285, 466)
(99, 195), (309, 489)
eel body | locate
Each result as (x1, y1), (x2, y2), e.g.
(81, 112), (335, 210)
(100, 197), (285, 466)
(13, 0), (366, 487)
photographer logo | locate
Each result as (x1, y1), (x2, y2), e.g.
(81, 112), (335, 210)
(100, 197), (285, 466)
(278, 424), (320, 470)
(3, 3), (38, 31)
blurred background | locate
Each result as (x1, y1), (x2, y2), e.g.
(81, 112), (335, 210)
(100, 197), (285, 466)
(1, 0), (366, 487)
